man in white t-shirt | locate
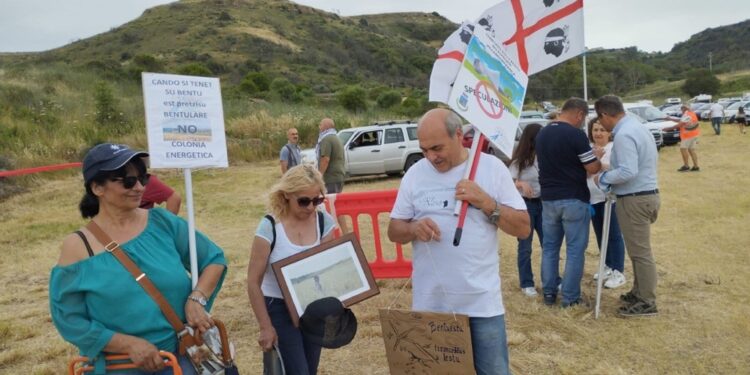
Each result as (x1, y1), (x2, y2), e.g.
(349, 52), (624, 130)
(709, 102), (724, 135)
(388, 108), (530, 375)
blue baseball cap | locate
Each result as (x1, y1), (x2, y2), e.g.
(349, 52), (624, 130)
(82, 143), (148, 184)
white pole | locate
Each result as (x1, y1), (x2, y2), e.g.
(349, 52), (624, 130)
(594, 193), (615, 319)
(184, 168), (199, 288)
(454, 125), (481, 216)
(582, 47), (589, 102)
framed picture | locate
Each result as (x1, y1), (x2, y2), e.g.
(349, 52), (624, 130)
(272, 233), (379, 326)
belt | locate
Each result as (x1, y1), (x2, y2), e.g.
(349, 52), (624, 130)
(523, 197), (541, 202)
(617, 189), (659, 198)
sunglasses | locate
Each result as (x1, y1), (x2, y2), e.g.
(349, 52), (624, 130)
(111, 174), (150, 189)
(296, 196), (325, 207)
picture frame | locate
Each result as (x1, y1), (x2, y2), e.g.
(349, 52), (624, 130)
(272, 233), (380, 327)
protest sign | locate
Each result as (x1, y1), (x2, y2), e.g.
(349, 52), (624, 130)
(142, 72), (228, 169)
(380, 309), (473, 375)
(448, 27), (528, 159)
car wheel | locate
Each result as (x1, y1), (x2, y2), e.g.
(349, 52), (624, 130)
(404, 154), (423, 173)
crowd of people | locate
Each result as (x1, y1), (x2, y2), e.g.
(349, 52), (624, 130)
(51, 95), (666, 375)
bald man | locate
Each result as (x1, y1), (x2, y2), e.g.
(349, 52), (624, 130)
(388, 108), (529, 375)
(316, 118), (345, 193)
(279, 127), (301, 174)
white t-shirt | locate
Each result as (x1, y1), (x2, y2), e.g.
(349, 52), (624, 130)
(587, 142), (613, 204)
(254, 211), (336, 298)
(709, 103), (723, 118)
(390, 154), (526, 317)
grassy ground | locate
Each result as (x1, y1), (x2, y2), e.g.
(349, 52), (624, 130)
(1, 121), (749, 374)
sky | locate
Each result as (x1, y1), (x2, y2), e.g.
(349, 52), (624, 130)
(0, 0), (746, 53)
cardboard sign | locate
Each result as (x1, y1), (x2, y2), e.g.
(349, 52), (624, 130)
(379, 309), (474, 375)
(448, 26), (528, 160)
(142, 72), (228, 169)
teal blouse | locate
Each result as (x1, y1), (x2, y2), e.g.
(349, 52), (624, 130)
(49, 208), (227, 359)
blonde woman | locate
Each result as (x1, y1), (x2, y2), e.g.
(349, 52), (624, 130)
(247, 164), (337, 375)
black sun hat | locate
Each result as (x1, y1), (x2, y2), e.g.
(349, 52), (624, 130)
(299, 297), (357, 349)
(82, 143), (148, 184)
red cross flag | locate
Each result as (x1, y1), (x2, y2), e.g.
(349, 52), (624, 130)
(429, 0), (584, 103)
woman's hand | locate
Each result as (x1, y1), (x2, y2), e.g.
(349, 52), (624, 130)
(185, 296), (214, 336)
(125, 336), (165, 372)
(515, 181), (533, 198)
(258, 325), (278, 352)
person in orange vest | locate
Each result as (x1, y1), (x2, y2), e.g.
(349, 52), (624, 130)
(664, 105), (700, 172)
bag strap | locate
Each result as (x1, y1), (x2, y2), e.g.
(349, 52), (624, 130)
(265, 211), (325, 253)
(85, 221), (189, 336)
(285, 144), (297, 166)
(74, 230), (95, 257)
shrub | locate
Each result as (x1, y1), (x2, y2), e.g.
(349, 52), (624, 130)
(337, 85), (368, 112)
(270, 78), (302, 103)
(93, 82), (127, 133)
(177, 63), (213, 77)
(243, 72), (271, 92)
(376, 90), (402, 109)
(682, 69), (721, 97)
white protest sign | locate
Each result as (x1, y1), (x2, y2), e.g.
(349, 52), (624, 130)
(142, 72), (228, 169)
(448, 27), (528, 159)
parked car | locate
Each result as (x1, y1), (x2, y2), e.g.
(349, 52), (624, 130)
(723, 101), (750, 123)
(300, 121), (423, 178)
(662, 104), (683, 118)
(462, 117), (551, 164)
(623, 103), (672, 147)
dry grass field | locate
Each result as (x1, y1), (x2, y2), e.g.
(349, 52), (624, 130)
(1, 122), (749, 374)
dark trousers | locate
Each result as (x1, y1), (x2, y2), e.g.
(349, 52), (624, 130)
(265, 297), (322, 375)
(516, 198), (543, 288)
(590, 201), (626, 272)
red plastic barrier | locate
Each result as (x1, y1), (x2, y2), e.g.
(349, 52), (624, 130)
(0, 162), (82, 177)
(324, 189), (411, 279)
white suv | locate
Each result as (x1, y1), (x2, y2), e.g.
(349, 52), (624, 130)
(301, 121), (423, 177)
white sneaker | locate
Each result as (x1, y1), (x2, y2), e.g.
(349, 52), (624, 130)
(604, 270), (626, 289)
(522, 287), (538, 297)
(594, 266), (612, 281)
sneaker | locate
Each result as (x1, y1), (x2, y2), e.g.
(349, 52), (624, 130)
(618, 300), (658, 317)
(690, 166), (700, 172)
(677, 165), (690, 172)
(521, 287), (538, 297)
(543, 293), (556, 306)
(593, 266), (612, 281)
(604, 270), (627, 289)
(619, 291), (639, 305)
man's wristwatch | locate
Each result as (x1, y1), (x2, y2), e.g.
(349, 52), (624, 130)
(188, 294), (207, 307)
(488, 200), (500, 224)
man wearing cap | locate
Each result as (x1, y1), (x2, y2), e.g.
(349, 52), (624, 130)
(388, 108), (529, 375)
(594, 95), (660, 317)
(664, 105), (700, 172)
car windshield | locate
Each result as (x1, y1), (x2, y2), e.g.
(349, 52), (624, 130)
(726, 101), (747, 110)
(338, 131), (354, 144)
(627, 112), (647, 124)
(628, 106), (666, 122)
(520, 111), (543, 119)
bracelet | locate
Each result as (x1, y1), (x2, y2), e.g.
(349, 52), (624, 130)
(192, 288), (208, 299)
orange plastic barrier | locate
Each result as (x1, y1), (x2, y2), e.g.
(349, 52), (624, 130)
(324, 189), (412, 279)
(68, 351), (182, 374)
(0, 162), (82, 177)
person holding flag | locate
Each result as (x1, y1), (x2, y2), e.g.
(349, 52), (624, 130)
(388, 108), (529, 375)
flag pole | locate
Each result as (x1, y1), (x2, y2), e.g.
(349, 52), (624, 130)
(184, 168), (199, 288)
(582, 47), (588, 102)
(453, 131), (484, 247)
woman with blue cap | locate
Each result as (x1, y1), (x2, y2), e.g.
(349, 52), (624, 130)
(49, 143), (227, 374)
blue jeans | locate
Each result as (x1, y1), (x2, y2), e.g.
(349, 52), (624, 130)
(517, 198), (543, 288)
(266, 297), (322, 375)
(470, 314), (511, 375)
(711, 117), (721, 135)
(541, 199), (590, 304)
(591, 202), (625, 272)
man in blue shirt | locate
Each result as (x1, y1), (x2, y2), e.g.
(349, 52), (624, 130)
(595, 95), (660, 317)
(279, 127), (302, 174)
(536, 98), (601, 307)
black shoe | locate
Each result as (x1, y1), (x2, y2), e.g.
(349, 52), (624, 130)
(543, 293), (556, 306)
(677, 165), (690, 172)
(690, 166), (700, 172)
(619, 292), (639, 305)
(618, 301), (658, 317)
(561, 299), (582, 308)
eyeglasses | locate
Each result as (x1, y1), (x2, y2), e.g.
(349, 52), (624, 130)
(296, 196), (325, 207)
(111, 174), (150, 189)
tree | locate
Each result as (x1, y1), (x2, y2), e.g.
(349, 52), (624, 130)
(376, 90), (401, 109)
(337, 86), (368, 112)
(682, 69), (720, 97)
